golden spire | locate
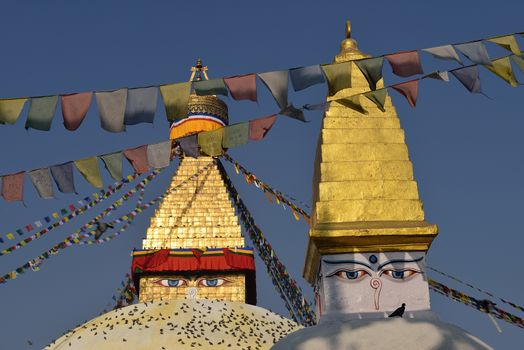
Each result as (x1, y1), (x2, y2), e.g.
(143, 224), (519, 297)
(189, 58), (209, 81)
(303, 21), (438, 283)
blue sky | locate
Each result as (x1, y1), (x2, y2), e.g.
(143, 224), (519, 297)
(0, 0), (523, 348)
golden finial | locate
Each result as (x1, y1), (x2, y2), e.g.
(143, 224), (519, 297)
(189, 58), (209, 81)
(345, 20), (351, 39)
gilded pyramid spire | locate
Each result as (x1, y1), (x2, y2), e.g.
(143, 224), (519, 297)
(303, 22), (437, 320)
(132, 62), (256, 305)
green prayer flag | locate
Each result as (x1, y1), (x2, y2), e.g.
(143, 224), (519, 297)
(26, 96), (59, 131)
(363, 88), (388, 112)
(223, 122), (249, 148)
(485, 57), (519, 87)
(355, 57), (384, 91)
(336, 95), (368, 115)
(488, 35), (521, 56)
(193, 78), (228, 96)
(321, 62), (352, 96)
(101, 152), (122, 181)
(0, 98), (27, 125)
(160, 82), (191, 122)
(198, 128), (224, 156)
(75, 157), (104, 189)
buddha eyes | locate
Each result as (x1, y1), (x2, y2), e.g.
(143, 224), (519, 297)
(155, 279), (187, 287)
(154, 278), (229, 287)
(198, 278), (228, 287)
(330, 269), (370, 281)
(380, 269), (420, 281)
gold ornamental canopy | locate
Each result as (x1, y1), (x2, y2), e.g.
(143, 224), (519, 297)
(303, 22), (438, 283)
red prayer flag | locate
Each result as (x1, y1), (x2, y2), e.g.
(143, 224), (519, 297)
(391, 80), (419, 107)
(249, 115), (277, 141)
(224, 74), (257, 101)
(61, 92), (93, 131)
(2, 172), (25, 202)
(385, 51), (423, 77)
(123, 146), (149, 174)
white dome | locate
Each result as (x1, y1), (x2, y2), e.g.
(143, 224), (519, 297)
(45, 299), (301, 350)
(271, 318), (493, 350)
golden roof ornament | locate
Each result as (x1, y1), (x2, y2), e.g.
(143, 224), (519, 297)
(334, 20), (369, 63)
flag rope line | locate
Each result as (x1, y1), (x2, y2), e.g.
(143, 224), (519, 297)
(217, 158), (316, 326)
(428, 266), (524, 314)
(429, 278), (524, 329)
(222, 153), (311, 221)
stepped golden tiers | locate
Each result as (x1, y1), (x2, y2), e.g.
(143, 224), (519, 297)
(303, 21), (438, 283)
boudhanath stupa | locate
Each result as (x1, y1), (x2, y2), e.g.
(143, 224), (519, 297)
(45, 21), (493, 350)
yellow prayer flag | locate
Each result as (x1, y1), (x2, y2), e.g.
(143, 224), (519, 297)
(6, 233), (14, 240)
(52, 212), (59, 219)
(321, 61), (352, 96)
(488, 35), (521, 56)
(198, 128), (224, 156)
(160, 82), (192, 122)
(0, 98), (27, 125)
(74, 157), (104, 189)
(485, 57), (519, 87)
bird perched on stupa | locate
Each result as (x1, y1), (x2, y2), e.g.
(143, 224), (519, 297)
(388, 303), (406, 318)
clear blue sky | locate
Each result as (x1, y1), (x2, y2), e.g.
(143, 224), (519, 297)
(1, 0), (523, 348)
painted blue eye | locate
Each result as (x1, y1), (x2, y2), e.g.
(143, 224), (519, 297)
(333, 270), (368, 281)
(345, 271), (360, 279)
(392, 271), (405, 279)
(155, 279), (187, 287)
(198, 278), (228, 287)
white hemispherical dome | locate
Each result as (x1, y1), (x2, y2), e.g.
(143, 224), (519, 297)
(45, 299), (301, 350)
(271, 318), (492, 350)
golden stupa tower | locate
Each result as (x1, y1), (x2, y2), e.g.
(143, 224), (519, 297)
(303, 21), (438, 320)
(131, 61), (256, 305)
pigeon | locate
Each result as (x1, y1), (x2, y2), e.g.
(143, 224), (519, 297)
(388, 303), (406, 318)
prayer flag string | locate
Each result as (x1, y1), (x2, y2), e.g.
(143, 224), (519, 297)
(429, 278), (524, 329)
(217, 159), (316, 326)
(428, 266), (524, 314)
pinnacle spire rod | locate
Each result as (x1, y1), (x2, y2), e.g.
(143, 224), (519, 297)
(189, 58), (209, 81)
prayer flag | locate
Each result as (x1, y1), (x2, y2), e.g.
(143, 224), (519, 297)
(385, 51), (423, 77)
(363, 88), (388, 112)
(336, 95), (367, 114)
(422, 45), (463, 65)
(101, 152), (122, 181)
(198, 128), (224, 156)
(74, 157), (104, 189)
(6, 233), (14, 240)
(455, 41), (492, 65)
(26, 96), (59, 131)
(249, 114), (277, 141)
(160, 82), (191, 121)
(223, 122), (249, 148)
(355, 57), (384, 91)
(224, 74), (257, 101)
(321, 61), (352, 96)
(451, 66), (482, 93)
(487, 35), (521, 56)
(423, 71), (450, 82)
(95, 89), (127, 132)
(258, 70), (289, 109)
(61, 92), (92, 131)
(279, 104), (306, 122)
(2, 172), (24, 202)
(511, 55), (524, 74)
(289, 65), (325, 91)
(27, 168), (54, 199)
(484, 57), (518, 87)
(178, 134), (200, 158)
(0, 98), (27, 125)
(124, 146), (149, 174)
(147, 141), (171, 168)
(193, 79), (228, 96)
(391, 80), (419, 107)
(50, 163), (76, 194)
(124, 87), (158, 125)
